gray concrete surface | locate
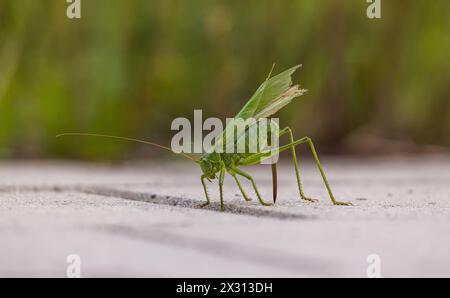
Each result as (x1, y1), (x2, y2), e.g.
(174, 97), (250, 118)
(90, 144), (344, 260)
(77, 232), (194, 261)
(0, 156), (449, 277)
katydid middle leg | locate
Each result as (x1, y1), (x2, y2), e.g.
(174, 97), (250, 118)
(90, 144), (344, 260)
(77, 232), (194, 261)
(231, 167), (272, 207)
(219, 165), (226, 211)
(231, 174), (252, 202)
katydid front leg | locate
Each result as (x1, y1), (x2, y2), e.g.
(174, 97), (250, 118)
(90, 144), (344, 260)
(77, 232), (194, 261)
(199, 175), (211, 208)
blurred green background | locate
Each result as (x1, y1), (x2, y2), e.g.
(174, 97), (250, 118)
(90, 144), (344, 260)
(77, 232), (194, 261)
(0, 0), (449, 160)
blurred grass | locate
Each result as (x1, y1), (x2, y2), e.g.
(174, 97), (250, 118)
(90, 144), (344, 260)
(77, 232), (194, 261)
(0, 0), (449, 159)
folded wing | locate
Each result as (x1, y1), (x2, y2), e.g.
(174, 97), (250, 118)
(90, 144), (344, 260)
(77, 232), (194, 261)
(210, 65), (306, 154)
(236, 65), (306, 119)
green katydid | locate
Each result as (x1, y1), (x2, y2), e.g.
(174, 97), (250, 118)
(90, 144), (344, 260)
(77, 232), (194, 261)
(58, 65), (352, 211)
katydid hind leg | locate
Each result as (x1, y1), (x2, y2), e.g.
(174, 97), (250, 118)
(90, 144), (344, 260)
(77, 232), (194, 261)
(304, 137), (352, 206)
(280, 128), (352, 206)
(282, 127), (318, 203)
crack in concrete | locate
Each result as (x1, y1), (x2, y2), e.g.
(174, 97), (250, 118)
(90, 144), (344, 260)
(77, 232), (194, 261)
(0, 185), (69, 193)
(80, 186), (310, 220)
(0, 183), (310, 220)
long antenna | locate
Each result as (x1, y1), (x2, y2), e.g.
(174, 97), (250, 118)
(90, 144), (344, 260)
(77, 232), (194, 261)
(56, 133), (198, 162)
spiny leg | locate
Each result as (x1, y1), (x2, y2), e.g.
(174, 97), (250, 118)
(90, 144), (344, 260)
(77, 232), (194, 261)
(304, 137), (352, 206)
(280, 127), (318, 203)
(232, 175), (252, 202)
(199, 175), (211, 208)
(232, 167), (272, 207)
(219, 166), (226, 211)
(276, 128), (351, 206)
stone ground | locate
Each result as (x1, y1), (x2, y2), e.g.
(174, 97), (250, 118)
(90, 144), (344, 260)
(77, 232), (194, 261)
(0, 156), (449, 277)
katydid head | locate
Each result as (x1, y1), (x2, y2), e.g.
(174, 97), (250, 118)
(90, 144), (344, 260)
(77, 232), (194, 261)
(198, 152), (222, 179)
(198, 158), (217, 179)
